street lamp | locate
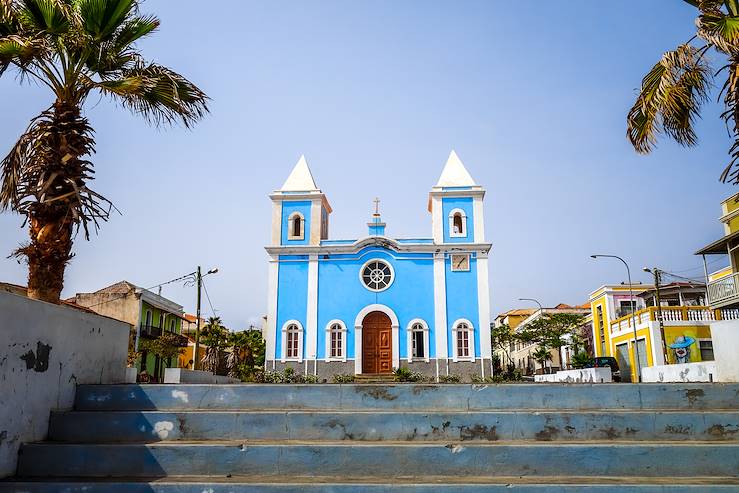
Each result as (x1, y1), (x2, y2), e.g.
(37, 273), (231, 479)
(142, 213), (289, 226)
(590, 254), (642, 382)
(193, 266), (219, 370)
(643, 267), (669, 364)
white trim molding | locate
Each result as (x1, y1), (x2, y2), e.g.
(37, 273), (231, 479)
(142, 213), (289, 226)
(359, 258), (395, 292)
(325, 319), (347, 362)
(476, 255), (492, 361)
(472, 195), (485, 243)
(448, 208), (467, 238)
(265, 258), (279, 361)
(451, 318), (475, 362)
(431, 195), (443, 244)
(406, 318), (430, 363)
(433, 254), (448, 360)
(287, 211), (305, 240)
(306, 254), (318, 361)
(281, 320), (304, 363)
(353, 304), (400, 374)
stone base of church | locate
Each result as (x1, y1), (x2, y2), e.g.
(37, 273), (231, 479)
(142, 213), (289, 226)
(266, 358), (493, 382)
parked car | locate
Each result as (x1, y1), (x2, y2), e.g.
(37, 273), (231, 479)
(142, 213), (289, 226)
(585, 356), (621, 382)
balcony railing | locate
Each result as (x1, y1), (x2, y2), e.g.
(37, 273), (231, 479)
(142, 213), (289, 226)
(707, 272), (739, 308)
(608, 306), (739, 333)
(139, 325), (189, 347)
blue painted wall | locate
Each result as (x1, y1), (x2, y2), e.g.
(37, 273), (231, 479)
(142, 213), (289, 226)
(275, 255), (309, 360)
(442, 197), (474, 243)
(316, 247), (435, 360)
(280, 200), (312, 245)
(444, 254), (480, 357)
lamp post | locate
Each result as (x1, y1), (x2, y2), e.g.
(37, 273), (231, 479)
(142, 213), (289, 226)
(591, 254), (642, 382)
(518, 298), (544, 374)
(192, 266), (219, 370)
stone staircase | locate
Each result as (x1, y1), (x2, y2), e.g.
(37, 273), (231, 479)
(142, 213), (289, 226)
(1, 383), (738, 491)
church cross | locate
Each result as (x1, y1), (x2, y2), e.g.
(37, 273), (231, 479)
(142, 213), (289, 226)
(373, 197), (380, 215)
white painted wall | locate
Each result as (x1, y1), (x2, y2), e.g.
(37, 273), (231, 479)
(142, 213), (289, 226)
(711, 320), (739, 382)
(534, 368), (612, 383)
(163, 368), (240, 384)
(0, 291), (129, 477)
(642, 361), (717, 383)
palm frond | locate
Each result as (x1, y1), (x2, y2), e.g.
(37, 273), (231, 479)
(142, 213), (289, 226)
(697, 2), (739, 52)
(717, 58), (739, 183)
(627, 44), (712, 154)
(0, 0), (20, 37)
(96, 63), (209, 127)
(77, 0), (134, 40)
(113, 14), (157, 50)
(17, 0), (69, 34)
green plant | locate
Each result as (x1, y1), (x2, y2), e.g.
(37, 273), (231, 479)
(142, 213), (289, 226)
(572, 352), (593, 369)
(439, 374), (461, 383)
(0, 0), (208, 303)
(532, 346), (553, 374)
(393, 366), (426, 382)
(332, 374), (355, 384)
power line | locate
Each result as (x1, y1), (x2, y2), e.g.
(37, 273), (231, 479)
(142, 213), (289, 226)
(80, 271), (197, 309)
(201, 277), (217, 316)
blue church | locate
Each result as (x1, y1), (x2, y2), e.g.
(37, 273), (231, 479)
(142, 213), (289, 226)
(265, 151), (492, 381)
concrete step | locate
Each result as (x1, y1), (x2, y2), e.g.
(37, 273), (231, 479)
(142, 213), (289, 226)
(16, 442), (739, 478)
(48, 410), (739, 443)
(73, 383), (739, 412)
(2, 476), (739, 492)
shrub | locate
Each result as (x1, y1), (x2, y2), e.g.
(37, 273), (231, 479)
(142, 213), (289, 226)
(332, 374), (355, 383)
(572, 352), (593, 369)
(439, 374), (461, 383)
(393, 366), (427, 382)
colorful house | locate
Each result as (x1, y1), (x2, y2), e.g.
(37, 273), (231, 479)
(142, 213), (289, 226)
(70, 281), (188, 382)
(264, 151), (493, 381)
(589, 283), (716, 382)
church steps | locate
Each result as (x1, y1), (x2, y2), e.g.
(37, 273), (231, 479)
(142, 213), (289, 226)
(73, 383), (739, 412)
(15, 442), (739, 478)
(48, 409), (739, 443)
(2, 477), (739, 492)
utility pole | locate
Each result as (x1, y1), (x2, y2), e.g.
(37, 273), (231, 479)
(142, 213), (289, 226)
(193, 266), (202, 370)
(645, 267), (669, 364)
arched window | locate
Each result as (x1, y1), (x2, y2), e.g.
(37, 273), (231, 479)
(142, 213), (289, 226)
(158, 313), (164, 328)
(145, 310), (152, 327)
(287, 212), (305, 240)
(448, 208), (467, 237)
(452, 319), (474, 362)
(407, 319), (429, 362)
(281, 321), (303, 361)
(325, 320), (346, 361)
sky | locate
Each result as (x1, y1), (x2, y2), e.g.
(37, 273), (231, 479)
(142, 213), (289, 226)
(0, 1), (733, 329)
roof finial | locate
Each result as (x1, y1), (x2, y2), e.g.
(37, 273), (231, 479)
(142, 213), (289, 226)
(373, 197), (380, 216)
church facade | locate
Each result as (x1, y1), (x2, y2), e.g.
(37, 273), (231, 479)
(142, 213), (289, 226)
(264, 151), (492, 380)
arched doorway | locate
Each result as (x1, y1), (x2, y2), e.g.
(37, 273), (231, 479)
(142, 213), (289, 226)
(362, 311), (392, 374)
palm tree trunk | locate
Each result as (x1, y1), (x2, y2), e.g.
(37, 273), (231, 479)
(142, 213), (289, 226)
(23, 102), (89, 303)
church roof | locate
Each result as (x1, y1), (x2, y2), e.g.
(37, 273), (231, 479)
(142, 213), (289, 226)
(435, 150), (477, 187)
(280, 155), (319, 192)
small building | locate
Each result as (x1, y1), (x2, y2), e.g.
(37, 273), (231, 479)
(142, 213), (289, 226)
(506, 304), (590, 375)
(70, 281), (188, 382)
(589, 283), (717, 382)
(264, 152), (493, 381)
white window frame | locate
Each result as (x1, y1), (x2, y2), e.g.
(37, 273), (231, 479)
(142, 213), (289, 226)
(281, 320), (304, 362)
(451, 318), (475, 362)
(359, 258), (395, 292)
(450, 253), (470, 272)
(287, 212), (305, 240)
(325, 319), (347, 362)
(406, 318), (430, 363)
(448, 208), (467, 238)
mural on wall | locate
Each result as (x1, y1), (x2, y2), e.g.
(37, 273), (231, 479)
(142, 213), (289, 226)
(669, 335), (695, 364)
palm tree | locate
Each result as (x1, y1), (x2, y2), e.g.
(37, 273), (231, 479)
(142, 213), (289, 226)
(627, 0), (739, 184)
(532, 346), (553, 374)
(0, 0), (208, 302)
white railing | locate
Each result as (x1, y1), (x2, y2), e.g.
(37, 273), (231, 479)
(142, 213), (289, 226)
(708, 272), (739, 306)
(609, 306), (717, 333)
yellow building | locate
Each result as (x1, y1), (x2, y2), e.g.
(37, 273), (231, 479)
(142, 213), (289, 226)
(696, 191), (739, 313)
(590, 284), (716, 382)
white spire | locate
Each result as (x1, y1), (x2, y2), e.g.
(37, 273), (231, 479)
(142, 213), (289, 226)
(435, 150), (477, 187)
(280, 155), (318, 191)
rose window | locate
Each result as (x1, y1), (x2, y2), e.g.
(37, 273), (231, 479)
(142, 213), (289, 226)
(361, 260), (394, 291)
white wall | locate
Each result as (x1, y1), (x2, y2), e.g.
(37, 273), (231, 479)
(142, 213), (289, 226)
(642, 361), (717, 383)
(534, 368), (612, 383)
(711, 320), (739, 382)
(0, 291), (130, 477)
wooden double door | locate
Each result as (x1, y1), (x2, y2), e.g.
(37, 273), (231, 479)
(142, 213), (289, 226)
(362, 311), (392, 374)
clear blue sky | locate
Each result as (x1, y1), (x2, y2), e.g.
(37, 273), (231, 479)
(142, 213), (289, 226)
(0, 1), (732, 329)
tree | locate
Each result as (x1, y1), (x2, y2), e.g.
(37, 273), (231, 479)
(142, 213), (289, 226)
(627, 0), (739, 184)
(532, 345), (553, 374)
(227, 329), (265, 380)
(518, 313), (584, 371)
(490, 323), (516, 368)
(139, 331), (184, 380)
(0, 0), (208, 302)
(201, 316), (228, 373)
